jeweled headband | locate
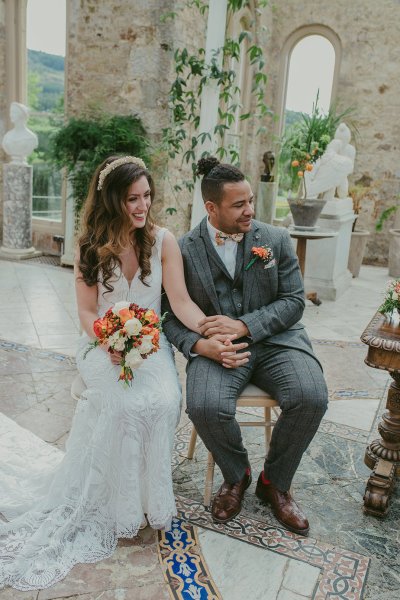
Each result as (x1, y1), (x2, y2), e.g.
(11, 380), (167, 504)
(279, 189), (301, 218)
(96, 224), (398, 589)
(97, 156), (147, 191)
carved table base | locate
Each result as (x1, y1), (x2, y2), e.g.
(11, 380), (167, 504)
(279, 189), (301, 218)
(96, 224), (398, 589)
(361, 312), (400, 517)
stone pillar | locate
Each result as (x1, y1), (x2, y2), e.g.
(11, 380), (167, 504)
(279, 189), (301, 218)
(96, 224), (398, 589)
(190, 0), (228, 227)
(0, 162), (40, 258)
(255, 181), (277, 224)
(303, 198), (355, 300)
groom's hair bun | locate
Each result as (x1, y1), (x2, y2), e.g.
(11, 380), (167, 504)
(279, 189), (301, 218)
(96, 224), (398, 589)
(196, 156), (220, 177)
(197, 155), (245, 204)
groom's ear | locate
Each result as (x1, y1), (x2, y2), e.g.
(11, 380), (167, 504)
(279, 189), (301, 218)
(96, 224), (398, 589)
(205, 200), (216, 217)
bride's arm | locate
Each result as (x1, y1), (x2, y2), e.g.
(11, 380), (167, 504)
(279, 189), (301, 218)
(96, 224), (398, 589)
(74, 252), (99, 339)
(161, 231), (205, 334)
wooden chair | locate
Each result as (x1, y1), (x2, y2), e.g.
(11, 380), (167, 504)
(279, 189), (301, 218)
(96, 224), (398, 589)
(187, 384), (280, 506)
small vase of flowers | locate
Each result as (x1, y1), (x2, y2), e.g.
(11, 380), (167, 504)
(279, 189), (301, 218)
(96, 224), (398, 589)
(379, 279), (400, 317)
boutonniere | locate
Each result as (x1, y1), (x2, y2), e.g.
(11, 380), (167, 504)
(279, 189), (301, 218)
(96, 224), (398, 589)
(245, 245), (275, 271)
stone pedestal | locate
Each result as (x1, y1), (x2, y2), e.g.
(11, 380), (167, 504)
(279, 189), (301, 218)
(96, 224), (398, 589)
(255, 182), (277, 224)
(303, 198), (355, 300)
(0, 163), (41, 259)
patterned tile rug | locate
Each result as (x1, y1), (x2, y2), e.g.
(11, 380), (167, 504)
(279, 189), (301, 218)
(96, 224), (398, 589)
(0, 339), (398, 599)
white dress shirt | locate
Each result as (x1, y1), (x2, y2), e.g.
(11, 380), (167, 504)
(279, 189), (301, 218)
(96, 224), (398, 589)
(206, 219), (238, 279)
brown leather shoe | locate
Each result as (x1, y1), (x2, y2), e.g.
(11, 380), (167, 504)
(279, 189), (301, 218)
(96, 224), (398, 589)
(211, 471), (252, 524)
(255, 473), (309, 536)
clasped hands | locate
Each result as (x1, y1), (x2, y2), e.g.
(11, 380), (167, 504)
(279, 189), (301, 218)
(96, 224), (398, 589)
(194, 315), (251, 369)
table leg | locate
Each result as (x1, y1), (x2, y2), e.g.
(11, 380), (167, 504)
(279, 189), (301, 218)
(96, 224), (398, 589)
(295, 238), (322, 305)
(363, 371), (400, 516)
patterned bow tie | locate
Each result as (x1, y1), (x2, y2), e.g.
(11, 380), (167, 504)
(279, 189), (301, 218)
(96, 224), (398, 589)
(215, 231), (244, 246)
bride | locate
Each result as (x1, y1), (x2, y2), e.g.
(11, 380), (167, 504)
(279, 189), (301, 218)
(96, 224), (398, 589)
(0, 155), (243, 591)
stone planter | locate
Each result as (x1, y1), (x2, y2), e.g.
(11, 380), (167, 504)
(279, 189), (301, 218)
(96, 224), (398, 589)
(287, 197), (326, 230)
(389, 229), (400, 277)
(348, 230), (370, 278)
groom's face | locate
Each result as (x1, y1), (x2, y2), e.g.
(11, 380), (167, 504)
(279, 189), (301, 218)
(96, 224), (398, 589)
(206, 180), (254, 234)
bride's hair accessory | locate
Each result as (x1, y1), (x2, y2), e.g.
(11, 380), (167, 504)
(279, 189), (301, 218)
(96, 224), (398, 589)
(97, 156), (147, 191)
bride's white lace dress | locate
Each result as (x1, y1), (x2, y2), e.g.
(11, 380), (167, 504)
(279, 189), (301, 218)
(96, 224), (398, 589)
(0, 227), (182, 591)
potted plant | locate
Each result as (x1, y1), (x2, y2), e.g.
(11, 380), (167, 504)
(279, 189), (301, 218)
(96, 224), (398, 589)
(280, 94), (354, 229)
(347, 184), (371, 277)
(376, 204), (400, 277)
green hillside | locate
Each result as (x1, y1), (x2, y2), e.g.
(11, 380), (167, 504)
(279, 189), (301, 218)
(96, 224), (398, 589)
(28, 49), (64, 112)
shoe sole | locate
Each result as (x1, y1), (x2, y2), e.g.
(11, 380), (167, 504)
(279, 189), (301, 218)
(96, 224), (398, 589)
(212, 475), (252, 524)
(255, 489), (309, 537)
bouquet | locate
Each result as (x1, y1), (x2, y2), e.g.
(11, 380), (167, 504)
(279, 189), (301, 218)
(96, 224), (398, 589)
(84, 301), (163, 385)
(379, 279), (400, 316)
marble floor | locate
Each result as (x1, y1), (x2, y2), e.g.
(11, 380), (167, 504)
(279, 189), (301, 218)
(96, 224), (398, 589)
(0, 258), (399, 600)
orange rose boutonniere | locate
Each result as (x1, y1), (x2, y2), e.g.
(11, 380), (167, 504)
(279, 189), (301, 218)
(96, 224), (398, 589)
(245, 245), (275, 271)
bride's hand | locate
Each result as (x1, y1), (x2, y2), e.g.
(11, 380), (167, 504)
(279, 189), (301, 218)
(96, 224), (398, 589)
(100, 343), (123, 365)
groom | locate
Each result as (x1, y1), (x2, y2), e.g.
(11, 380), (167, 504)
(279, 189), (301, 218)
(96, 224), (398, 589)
(162, 158), (328, 536)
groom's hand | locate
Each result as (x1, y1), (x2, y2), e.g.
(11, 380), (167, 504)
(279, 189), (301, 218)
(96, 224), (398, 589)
(198, 315), (249, 339)
(192, 337), (250, 367)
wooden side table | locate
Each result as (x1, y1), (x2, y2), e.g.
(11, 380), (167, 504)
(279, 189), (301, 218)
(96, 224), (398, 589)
(361, 311), (400, 516)
(288, 228), (338, 304)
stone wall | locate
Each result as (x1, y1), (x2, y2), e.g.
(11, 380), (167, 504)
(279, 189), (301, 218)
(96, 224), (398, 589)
(262, 0), (400, 263)
(66, 0), (207, 237)
(65, 1), (272, 237)
(0, 0), (6, 233)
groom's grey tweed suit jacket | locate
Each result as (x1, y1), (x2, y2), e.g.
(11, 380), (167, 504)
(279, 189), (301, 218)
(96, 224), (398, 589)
(162, 218), (316, 362)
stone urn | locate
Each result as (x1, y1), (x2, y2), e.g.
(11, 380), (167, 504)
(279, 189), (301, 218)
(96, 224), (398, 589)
(287, 197), (326, 229)
(389, 229), (400, 277)
(348, 230), (370, 278)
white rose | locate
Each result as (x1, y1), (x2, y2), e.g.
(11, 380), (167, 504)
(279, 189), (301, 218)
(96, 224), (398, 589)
(125, 348), (143, 370)
(112, 301), (131, 315)
(139, 335), (154, 355)
(108, 331), (126, 352)
(124, 318), (142, 336)
(392, 291), (398, 301)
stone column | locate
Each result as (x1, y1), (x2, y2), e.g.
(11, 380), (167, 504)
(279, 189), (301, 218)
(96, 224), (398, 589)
(255, 182), (278, 224)
(190, 0), (228, 227)
(1, 101), (40, 259)
(0, 162), (40, 258)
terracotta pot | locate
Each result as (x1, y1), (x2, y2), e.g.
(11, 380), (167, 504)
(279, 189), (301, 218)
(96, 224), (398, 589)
(348, 230), (370, 278)
(287, 197), (326, 229)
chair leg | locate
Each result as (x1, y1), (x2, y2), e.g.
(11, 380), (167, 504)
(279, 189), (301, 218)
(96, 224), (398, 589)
(204, 452), (215, 507)
(187, 427), (198, 459)
(264, 406), (272, 450)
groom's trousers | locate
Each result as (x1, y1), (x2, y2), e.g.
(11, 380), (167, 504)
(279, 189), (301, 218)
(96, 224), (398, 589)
(186, 341), (328, 491)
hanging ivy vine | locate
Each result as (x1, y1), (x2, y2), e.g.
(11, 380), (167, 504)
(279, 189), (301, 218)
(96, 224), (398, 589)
(161, 0), (271, 208)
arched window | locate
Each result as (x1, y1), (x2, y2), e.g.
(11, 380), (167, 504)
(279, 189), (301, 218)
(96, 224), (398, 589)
(277, 25), (341, 137)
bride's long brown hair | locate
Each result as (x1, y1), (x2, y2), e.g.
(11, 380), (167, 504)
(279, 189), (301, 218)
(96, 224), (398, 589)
(78, 156), (156, 293)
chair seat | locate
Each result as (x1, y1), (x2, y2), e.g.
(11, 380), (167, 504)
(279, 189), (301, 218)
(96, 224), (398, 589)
(239, 383), (272, 398)
(71, 374), (86, 400)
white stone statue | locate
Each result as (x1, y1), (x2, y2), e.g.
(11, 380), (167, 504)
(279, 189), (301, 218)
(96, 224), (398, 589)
(1, 102), (38, 164)
(304, 122), (356, 200)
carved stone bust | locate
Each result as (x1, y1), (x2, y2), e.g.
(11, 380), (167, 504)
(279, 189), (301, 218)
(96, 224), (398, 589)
(2, 102), (38, 164)
(261, 151), (275, 182)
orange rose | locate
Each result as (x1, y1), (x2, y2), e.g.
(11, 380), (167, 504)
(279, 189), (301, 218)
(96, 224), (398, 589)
(93, 318), (106, 338)
(305, 163), (313, 171)
(118, 308), (135, 324)
(144, 309), (159, 325)
(291, 160), (299, 167)
(297, 171), (304, 177)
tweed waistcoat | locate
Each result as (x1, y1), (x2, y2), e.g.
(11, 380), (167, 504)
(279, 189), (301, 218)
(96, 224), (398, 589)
(203, 233), (245, 318)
